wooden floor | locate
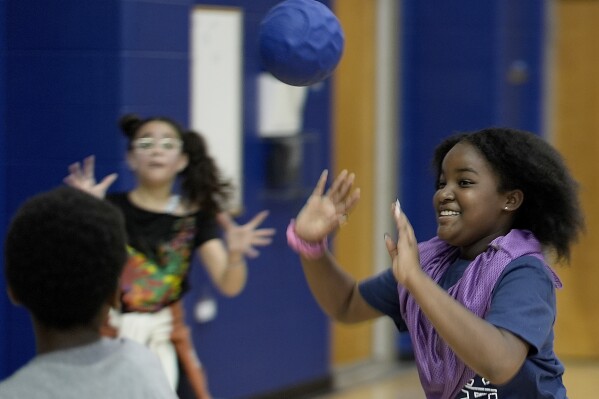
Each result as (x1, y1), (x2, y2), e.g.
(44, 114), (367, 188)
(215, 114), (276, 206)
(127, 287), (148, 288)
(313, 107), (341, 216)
(310, 358), (599, 399)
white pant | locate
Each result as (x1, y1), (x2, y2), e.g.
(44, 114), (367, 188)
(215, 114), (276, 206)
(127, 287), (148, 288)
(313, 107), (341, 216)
(109, 307), (178, 391)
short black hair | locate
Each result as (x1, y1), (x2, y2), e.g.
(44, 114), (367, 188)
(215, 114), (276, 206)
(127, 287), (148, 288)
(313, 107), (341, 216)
(4, 187), (127, 329)
(432, 127), (584, 262)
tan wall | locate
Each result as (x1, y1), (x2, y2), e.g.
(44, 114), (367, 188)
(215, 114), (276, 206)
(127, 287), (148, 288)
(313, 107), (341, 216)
(331, 0), (377, 365)
(552, 0), (599, 358)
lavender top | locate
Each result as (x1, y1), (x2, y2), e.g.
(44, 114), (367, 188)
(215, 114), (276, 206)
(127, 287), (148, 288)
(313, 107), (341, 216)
(398, 229), (561, 399)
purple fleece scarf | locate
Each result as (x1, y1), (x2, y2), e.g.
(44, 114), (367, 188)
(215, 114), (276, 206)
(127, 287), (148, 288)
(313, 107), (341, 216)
(397, 229), (562, 399)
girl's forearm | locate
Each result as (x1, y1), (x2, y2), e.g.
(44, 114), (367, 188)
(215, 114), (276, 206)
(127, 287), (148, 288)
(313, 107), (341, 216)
(301, 252), (382, 323)
(218, 253), (247, 296)
(404, 270), (527, 384)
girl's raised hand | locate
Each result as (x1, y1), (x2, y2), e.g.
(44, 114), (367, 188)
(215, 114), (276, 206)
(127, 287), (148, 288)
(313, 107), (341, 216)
(217, 211), (276, 258)
(384, 201), (422, 285)
(63, 155), (118, 198)
(294, 170), (361, 242)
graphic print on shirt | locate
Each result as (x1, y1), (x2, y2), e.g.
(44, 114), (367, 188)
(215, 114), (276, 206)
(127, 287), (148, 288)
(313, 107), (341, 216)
(120, 217), (196, 312)
(459, 377), (498, 399)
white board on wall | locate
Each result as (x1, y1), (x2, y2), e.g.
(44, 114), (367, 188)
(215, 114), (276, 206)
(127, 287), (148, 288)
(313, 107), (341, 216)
(190, 7), (243, 212)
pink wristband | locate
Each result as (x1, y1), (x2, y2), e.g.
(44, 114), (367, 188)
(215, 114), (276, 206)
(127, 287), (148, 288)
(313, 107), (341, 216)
(286, 220), (328, 260)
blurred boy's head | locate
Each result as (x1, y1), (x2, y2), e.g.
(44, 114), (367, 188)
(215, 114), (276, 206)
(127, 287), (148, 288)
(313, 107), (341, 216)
(4, 186), (127, 329)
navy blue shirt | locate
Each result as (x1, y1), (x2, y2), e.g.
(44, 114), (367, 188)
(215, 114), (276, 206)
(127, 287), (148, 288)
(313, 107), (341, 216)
(359, 255), (567, 398)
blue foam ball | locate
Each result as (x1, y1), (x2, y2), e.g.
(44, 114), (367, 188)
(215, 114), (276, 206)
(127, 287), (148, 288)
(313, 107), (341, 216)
(259, 0), (345, 87)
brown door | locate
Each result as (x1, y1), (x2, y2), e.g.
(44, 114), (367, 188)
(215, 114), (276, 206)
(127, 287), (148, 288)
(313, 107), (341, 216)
(332, 0), (377, 365)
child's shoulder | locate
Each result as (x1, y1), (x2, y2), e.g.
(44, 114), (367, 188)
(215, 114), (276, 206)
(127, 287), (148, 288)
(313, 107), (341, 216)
(507, 255), (545, 269)
(501, 255), (559, 289)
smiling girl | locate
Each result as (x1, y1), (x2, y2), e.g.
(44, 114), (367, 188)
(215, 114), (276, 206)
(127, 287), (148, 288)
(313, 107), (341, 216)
(287, 127), (584, 398)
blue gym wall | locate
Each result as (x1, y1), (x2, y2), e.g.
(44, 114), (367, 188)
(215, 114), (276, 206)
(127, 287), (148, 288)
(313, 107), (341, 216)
(0, 1), (331, 398)
(399, 0), (546, 241)
(2, 0), (122, 381)
(0, 0), (546, 397)
(0, 0), (7, 379)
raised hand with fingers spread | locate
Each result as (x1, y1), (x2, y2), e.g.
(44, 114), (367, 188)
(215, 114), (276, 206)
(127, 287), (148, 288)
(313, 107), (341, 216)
(217, 210), (275, 259)
(294, 169), (361, 243)
(64, 155), (118, 198)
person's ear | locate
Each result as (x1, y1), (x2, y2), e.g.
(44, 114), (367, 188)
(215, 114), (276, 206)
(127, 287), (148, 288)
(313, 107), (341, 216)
(6, 285), (21, 306)
(503, 189), (524, 212)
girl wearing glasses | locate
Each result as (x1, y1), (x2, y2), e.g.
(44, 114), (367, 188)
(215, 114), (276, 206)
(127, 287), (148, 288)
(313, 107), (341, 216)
(64, 114), (275, 399)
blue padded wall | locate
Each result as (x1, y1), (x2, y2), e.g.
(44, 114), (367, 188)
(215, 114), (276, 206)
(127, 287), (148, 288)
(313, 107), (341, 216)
(2, 0), (121, 375)
(495, 0), (546, 132)
(0, 0), (7, 379)
(399, 0), (546, 241)
(0, 1), (333, 398)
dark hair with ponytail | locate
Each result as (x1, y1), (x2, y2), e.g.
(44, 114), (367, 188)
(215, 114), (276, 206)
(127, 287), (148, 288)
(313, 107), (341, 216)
(118, 114), (233, 214)
(180, 129), (233, 214)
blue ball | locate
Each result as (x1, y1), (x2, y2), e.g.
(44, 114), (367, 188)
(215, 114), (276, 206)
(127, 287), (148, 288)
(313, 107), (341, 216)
(259, 0), (345, 87)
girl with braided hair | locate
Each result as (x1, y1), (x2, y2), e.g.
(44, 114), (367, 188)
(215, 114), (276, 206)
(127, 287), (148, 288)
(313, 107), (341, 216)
(288, 127), (584, 398)
(65, 114), (275, 399)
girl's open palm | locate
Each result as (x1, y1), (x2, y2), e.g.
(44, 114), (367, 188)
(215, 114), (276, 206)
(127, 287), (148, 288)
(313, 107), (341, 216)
(64, 155), (118, 198)
(294, 170), (361, 242)
(385, 201), (422, 284)
(217, 211), (276, 258)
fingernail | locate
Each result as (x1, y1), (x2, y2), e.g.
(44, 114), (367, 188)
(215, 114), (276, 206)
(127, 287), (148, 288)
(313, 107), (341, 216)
(395, 199), (401, 217)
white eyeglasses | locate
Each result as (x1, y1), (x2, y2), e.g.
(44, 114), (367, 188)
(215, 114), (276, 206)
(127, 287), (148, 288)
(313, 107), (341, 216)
(132, 137), (183, 151)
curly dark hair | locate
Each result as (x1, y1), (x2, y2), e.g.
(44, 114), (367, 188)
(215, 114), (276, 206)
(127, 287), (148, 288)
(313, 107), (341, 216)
(432, 127), (584, 262)
(4, 187), (127, 329)
(119, 114), (233, 214)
